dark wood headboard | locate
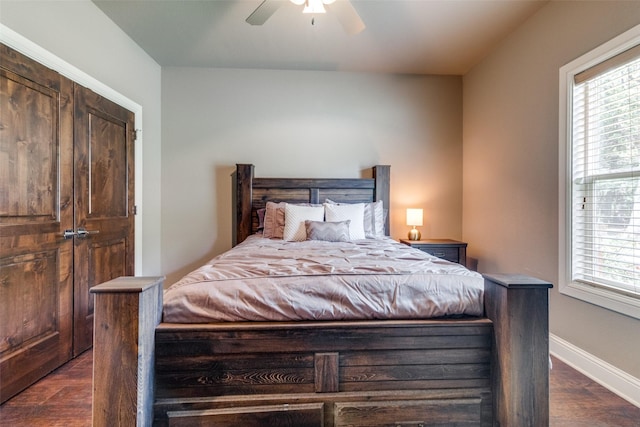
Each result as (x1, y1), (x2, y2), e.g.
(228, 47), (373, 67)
(234, 164), (390, 245)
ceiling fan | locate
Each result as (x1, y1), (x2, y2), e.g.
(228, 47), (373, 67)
(246, 0), (366, 35)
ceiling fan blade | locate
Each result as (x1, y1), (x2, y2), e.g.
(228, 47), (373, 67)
(246, 0), (283, 26)
(329, 0), (365, 35)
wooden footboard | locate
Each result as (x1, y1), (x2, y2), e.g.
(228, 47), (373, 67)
(91, 274), (551, 427)
(153, 318), (493, 426)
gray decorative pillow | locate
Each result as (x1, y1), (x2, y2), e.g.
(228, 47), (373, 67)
(305, 220), (351, 242)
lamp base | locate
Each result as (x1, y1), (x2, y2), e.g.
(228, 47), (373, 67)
(408, 228), (421, 241)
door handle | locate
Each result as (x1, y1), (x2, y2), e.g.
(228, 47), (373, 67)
(61, 228), (100, 239)
(62, 229), (76, 239)
(76, 227), (99, 238)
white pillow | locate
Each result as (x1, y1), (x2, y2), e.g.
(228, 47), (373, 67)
(324, 202), (366, 240)
(283, 204), (325, 241)
(325, 199), (386, 238)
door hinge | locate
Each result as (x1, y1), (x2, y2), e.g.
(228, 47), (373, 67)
(133, 205), (138, 215)
(132, 129), (141, 141)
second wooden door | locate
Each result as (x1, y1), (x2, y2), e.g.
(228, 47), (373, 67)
(72, 84), (135, 355)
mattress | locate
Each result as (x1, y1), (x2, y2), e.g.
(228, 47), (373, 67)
(162, 235), (485, 323)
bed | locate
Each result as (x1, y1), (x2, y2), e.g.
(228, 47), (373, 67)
(91, 164), (552, 427)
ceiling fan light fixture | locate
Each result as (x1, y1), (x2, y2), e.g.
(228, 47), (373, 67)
(302, 0), (326, 14)
(249, 0), (364, 33)
(291, 0), (335, 5)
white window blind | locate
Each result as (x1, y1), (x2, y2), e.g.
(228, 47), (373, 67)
(571, 47), (640, 299)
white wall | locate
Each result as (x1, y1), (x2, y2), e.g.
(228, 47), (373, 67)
(463, 1), (640, 378)
(162, 68), (463, 284)
(0, 0), (163, 275)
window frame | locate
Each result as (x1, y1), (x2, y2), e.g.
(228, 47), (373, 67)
(559, 24), (640, 320)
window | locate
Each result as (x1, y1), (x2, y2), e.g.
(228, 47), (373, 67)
(560, 25), (640, 319)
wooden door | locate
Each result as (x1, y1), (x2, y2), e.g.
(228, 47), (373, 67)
(0, 45), (74, 403)
(72, 85), (135, 355)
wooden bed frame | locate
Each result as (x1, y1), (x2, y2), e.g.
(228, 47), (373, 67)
(91, 164), (552, 427)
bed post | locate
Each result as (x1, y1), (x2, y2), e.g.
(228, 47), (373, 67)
(235, 164), (254, 245)
(483, 274), (553, 427)
(372, 165), (391, 235)
(91, 276), (164, 427)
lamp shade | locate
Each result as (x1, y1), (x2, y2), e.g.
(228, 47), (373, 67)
(406, 208), (423, 227)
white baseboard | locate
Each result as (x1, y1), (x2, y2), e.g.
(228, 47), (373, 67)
(550, 333), (640, 408)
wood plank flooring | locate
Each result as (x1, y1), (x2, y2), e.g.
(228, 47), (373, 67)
(547, 356), (640, 427)
(1, 350), (92, 426)
(1, 353), (638, 426)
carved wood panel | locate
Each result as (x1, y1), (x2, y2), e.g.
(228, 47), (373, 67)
(0, 70), (58, 223)
(88, 112), (128, 218)
(1, 251), (58, 354)
(334, 398), (482, 426)
(166, 403), (325, 427)
(71, 237), (128, 353)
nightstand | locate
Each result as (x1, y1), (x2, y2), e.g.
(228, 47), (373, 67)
(400, 239), (467, 266)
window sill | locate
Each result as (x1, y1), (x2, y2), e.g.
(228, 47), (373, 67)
(560, 281), (640, 320)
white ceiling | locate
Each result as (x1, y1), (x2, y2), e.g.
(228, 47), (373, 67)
(93, 0), (548, 75)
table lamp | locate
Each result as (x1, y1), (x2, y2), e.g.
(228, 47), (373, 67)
(406, 208), (423, 240)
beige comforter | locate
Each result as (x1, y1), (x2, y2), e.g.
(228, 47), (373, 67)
(163, 235), (484, 322)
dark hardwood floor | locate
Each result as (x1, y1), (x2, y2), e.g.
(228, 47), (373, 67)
(1, 350), (92, 426)
(1, 353), (638, 426)
(547, 356), (640, 427)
